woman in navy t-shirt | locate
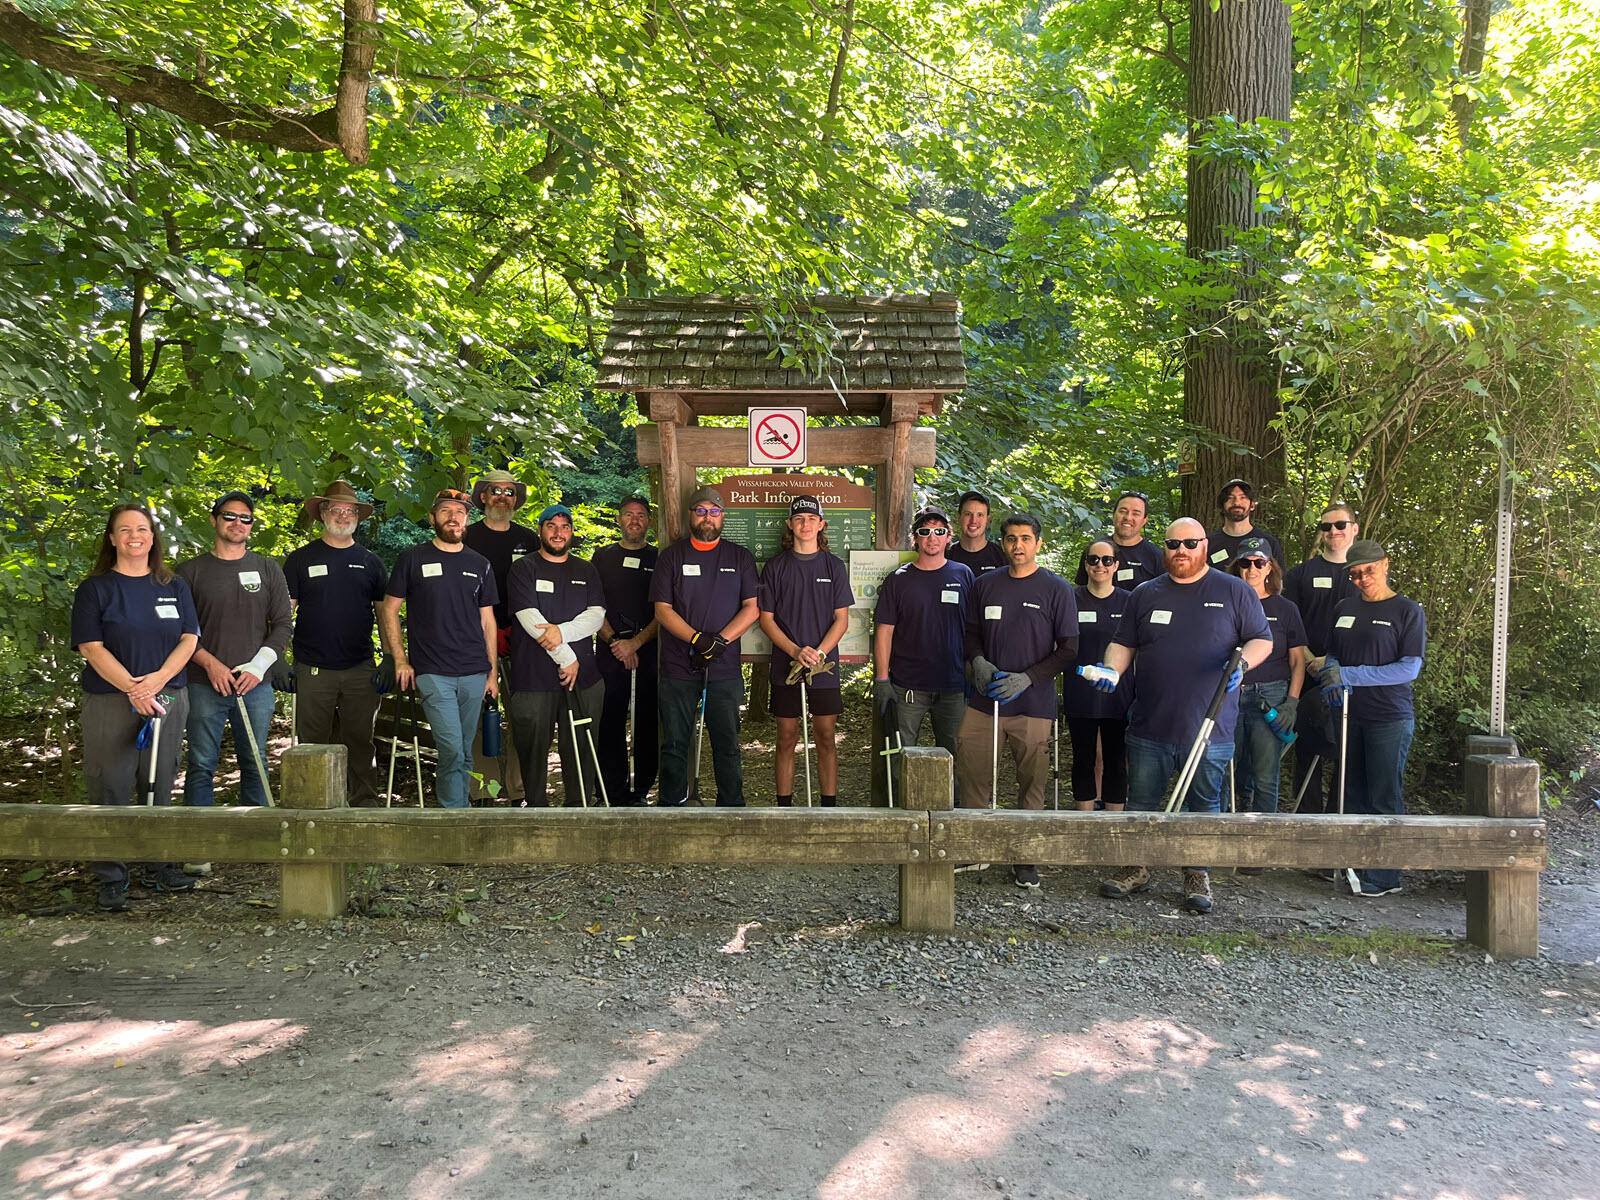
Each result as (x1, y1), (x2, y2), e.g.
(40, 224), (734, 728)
(1061, 541), (1131, 810)
(69, 504), (201, 910)
(1227, 538), (1307, 820)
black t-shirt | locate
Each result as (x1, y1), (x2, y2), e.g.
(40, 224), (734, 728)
(1247, 592), (1309, 685)
(462, 520), (539, 628)
(386, 543), (498, 677)
(1113, 568), (1271, 745)
(874, 560), (974, 693)
(649, 538), (760, 682)
(1206, 526), (1286, 571)
(758, 549), (854, 687)
(71, 572), (202, 694)
(1284, 556), (1360, 656)
(1062, 585), (1131, 720)
(506, 553), (605, 692)
(1328, 593), (1427, 722)
(966, 568), (1079, 721)
(591, 542), (658, 638)
(947, 540), (1008, 577)
(283, 540), (387, 669)
(1112, 539), (1165, 591)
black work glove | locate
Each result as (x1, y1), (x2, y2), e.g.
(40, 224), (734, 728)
(372, 653), (397, 695)
(1269, 695), (1298, 735)
(690, 631), (730, 668)
(271, 658), (296, 694)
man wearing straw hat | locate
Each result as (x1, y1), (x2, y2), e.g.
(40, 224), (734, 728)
(282, 480), (387, 806)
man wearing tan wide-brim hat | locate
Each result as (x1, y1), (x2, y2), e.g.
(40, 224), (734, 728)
(282, 480), (388, 805)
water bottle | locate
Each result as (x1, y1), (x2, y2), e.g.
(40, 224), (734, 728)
(482, 697), (503, 757)
(1077, 664), (1119, 688)
(1259, 700), (1297, 746)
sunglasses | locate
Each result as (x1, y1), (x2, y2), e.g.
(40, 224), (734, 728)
(692, 506), (723, 518)
(1238, 557), (1269, 570)
(1318, 520), (1353, 532)
(1165, 538), (1203, 550)
(914, 526), (950, 538)
(217, 512), (255, 525)
(485, 486), (518, 498)
(1084, 554), (1117, 567)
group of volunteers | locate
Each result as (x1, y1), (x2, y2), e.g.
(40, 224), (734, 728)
(71, 474), (1425, 918)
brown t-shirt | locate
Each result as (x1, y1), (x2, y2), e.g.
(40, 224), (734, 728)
(175, 550), (292, 668)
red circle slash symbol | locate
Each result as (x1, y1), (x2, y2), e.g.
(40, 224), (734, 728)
(756, 413), (802, 460)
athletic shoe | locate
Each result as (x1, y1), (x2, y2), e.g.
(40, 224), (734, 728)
(144, 865), (197, 892)
(1354, 881), (1402, 898)
(1183, 869), (1213, 914)
(953, 862), (990, 874)
(182, 862), (213, 876)
(97, 881), (129, 912)
(1013, 865), (1041, 890)
(1099, 865), (1151, 898)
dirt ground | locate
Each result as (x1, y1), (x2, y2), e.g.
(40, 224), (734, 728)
(2, 700), (1599, 1199)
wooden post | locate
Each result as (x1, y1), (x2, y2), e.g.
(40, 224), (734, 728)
(1465, 733), (1518, 758)
(279, 744), (348, 920)
(899, 746), (954, 932)
(1464, 753), (1541, 959)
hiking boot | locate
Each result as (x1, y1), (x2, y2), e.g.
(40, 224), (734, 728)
(1013, 864), (1041, 890)
(182, 862), (213, 876)
(97, 881), (129, 912)
(144, 865), (197, 893)
(1183, 869), (1213, 914)
(1099, 866), (1150, 899)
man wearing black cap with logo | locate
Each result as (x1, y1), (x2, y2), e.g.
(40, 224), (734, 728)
(1312, 538), (1427, 897)
(283, 480), (387, 806)
(947, 491), (1009, 577)
(1207, 479), (1284, 570)
(178, 491), (292, 809)
(650, 485), (761, 807)
(873, 506), (974, 770)
(593, 497), (659, 805)
(379, 489), (499, 810)
(759, 495), (854, 806)
(506, 503), (608, 807)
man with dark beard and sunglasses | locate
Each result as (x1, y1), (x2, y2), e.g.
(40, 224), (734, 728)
(379, 489), (499, 810)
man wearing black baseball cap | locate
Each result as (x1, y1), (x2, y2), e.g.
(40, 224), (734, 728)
(1207, 479), (1284, 571)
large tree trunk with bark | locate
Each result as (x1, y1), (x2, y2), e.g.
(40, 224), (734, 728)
(1181, 0), (1292, 518)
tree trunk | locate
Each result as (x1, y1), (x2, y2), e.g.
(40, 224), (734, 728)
(1452, 0), (1492, 146)
(1181, 0), (1292, 518)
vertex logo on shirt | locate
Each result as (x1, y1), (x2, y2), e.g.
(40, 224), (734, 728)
(1373, 619), (1392, 626)
(1203, 602), (1224, 609)
(1023, 602), (1040, 609)
(720, 567), (735, 573)
(462, 571), (478, 579)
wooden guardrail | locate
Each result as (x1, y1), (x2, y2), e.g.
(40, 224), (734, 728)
(0, 741), (1544, 957)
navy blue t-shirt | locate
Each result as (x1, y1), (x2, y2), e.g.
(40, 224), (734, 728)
(71, 572), (201, 694)
(1284, 556), (1360, 656)
(874, 560), (974, 693)
(283, 540), (387, 669)
(591, 542), (658, 638)
(462, 520), (539, 628)
(1328, 593), (1427, 723)
(1112, 539), (1165, 592)
(759, 549), (853, 687)
(1207, 527), (1286, 571)
(649, 538), (760, 682)
(1247, 592), (1309, 685)
(1062, 585), (1131, 720)
(387, 543), (498, 677)
(1113, 568), (1271, 745)
(947, 540), (1008, 577)
(507, 553), (605, 693)
(966, 568), (1079, 721)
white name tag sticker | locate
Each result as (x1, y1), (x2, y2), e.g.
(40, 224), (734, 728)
(155, 605), (180, 620)
(536, 579), (555, 593)
(422, 562), (443, 578)
(1335, 615), (1356, 628)
(307, 564), (328, 578)
(1116, 569), (1134, 582)
(238, 570), (261, 590)
(623, 556), (641, 569)
(1210, 550), (1228, 563)
(1151, 609), (1172, 625)
(940, 589), (959, 604)
(511, 551), (526, 561)
(1313, 576), (1332, 589)
(984, 605), (1002, 620)
(682, 564), (701, 577)
(1079, 610), (1097, 623)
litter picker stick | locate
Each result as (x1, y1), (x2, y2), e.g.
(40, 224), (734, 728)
(1165, 648), (1245, 814)
(990, 699), (1000, 811)
(688, 668), (708, 805)
(144, 714), (161, 807)
(1291, 754), (1321, 813)
(385, 691), (400, 809)
(1228, 756), (1237, 814)
(408, 690), (424, 808)
(880, 699), (902, 809)
(799, 676), (814, 807)
(236, 693), (275, 807)
(627, 665), (637, 796)
(576, 694), (610, 808)
(1051, 715), (1060, 811)
(565, 691), (590, 809)
(1337, 687), (1350, 816)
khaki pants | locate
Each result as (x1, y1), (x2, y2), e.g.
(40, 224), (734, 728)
(296, 663), (381, 806)
(955, 707), (1052, 810)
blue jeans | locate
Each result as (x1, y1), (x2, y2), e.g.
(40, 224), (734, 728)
(184, 681), (275, 807)
(1126, 732), (1233, 872)
(1234, 680), (1290, 814)
(415, 673), (487, 809)
(659, 674), (745, 806)
(1346, 716), (1414, 891)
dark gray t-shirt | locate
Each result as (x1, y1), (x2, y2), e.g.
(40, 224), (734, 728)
(175, 550), (292, 670)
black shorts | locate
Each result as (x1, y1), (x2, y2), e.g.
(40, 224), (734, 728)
(770, 680), (843, 719)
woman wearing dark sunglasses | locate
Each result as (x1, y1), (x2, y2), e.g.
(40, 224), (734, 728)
(1060, 541), (1130, 811)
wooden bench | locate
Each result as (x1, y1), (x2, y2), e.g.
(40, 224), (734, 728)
(0, 743), (1544, 957)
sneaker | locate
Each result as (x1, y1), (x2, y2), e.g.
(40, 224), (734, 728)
(1099, 865), (1151, 899)
(144, 865), (197, 892)
(97, 881), (129, 912)
(954, 862), (990, 874)
(1013, 865), (1041, 890)
(1354, 880), (1402, 898)
(182, 862), (213, 877)
(1183, 869), (1213, 915)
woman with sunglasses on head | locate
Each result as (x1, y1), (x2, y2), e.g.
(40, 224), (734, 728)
(1226, 538), (1308, 832)
(1061, 541), (1130, 811)
(1311, 539), (1427, 898)
(70, 504), (202, 911)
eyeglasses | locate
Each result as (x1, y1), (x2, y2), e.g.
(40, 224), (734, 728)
(324, 505), (359, 517)
(914, 526), (950, 538)
(1318, 520), (1353, 532)
(218, 512), (255, 525)
(1084, 554), (1117, 567)
(1165, 538), (1203, 550)
(485, 486), (518, 498)
(1348, 564), (1382, 579)
(692, 506), (723, 518)
(1238, 557), (1269, 570)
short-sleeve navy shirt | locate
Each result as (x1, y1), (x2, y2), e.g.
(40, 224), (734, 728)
(506, 553), (605, 692)
(1247, 592), (1309, 685)
(1207, 527), (1286, 571)
(966, 568), (1079, 721)
(283, 540), (387, 669)
(1284, 556), (1360, 657)
(387, 543), (498, 677)
(1061, 585), (1131, 720)
(649, 538), (760, 682)
(1328, 594), (1427, 722)
(874, 560), (973, 693)
(947, 540), (1009, 578)
(1112, 539), (1165, 591)
(1113, 568), (1271, 745)
(591, 542), (658, 638)
(71, 572), (202, 694)
(463, 520), (539, 628)
(758, 549), (853, 687)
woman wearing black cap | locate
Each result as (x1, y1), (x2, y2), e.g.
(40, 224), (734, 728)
(1061, 541), (1129, 810)
(1227, 538), (1307, 826)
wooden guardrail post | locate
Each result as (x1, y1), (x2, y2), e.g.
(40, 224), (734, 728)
(278, 744), (347, 920)
(899, 746), (954, 932)
(1464, 753), (1541, 959)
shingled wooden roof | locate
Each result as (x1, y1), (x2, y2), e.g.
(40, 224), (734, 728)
(596, 294), (966, 405)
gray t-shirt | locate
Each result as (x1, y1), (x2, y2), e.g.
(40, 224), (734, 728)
(175, 550), (292, 669)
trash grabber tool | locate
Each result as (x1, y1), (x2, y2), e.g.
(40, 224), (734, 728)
(1290, 754), (1320, 814)
(563, 690), (591, 809)
(880, 695), (903, 809)
(1337, 687), (1350, 816)
(627, 665), (638, 794)
(236, 693), (275, 807)
(384, 692), (400, 808)
(687, 667), (709, 806)
(1051, 715), (1060, 811)
(990, 699), (1001, 811)
(575, 691), (610, 808)
(1227, 756), (1237, 814)
(1166, 647), (1245, 814)
(799, 673), (814, 808)
(407, 689), (425, 808)
(137, 709), (163, 807)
